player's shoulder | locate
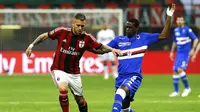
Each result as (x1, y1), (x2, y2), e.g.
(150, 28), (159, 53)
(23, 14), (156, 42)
(84, 32), (96, 40)
(107, 28), (114, 32)
(84, 32), (93, 37)
(138, 32), (151, 37)
(116, 35), (126, 40)
(174, 27), (179, 31)
(55, 26), (71, 32)
(184, 25), (193, 32)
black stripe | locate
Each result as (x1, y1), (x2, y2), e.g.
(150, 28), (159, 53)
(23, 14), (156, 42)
(122, 50), (146, 56)
(64, 34), (78, 73)
(72, 35), (83, 72)
(58, 31), (70, 69)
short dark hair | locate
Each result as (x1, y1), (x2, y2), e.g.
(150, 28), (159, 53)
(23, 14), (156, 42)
(74, 13), (86, 21)
(127, 18), (140, 28)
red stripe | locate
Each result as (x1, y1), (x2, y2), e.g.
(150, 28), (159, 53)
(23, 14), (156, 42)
(123, 49), (146, 56)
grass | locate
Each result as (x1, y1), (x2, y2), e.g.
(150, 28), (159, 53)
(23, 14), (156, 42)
(0, 74), (200, 112)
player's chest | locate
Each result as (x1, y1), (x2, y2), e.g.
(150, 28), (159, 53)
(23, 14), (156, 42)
(175, 29), (188, 37)
(59, 36), (87, 52)
(118, 39), (145, 50)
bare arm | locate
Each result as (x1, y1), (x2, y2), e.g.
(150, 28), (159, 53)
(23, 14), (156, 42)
(30, 33), (49, 46)
(189, 38), (199, 56)
(88, 45), (122, 56)
(169, 42), (176, 61)
(191, 42), (200, 62)
(191, 38), (199, 51)
(159, 3), (175, 39)
(170, 42), (177, 53)
(194, 42), (200, 55)
(25, 33), (49, 57)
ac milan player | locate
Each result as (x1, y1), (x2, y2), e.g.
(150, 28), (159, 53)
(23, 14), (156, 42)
(25, 13), (122, 112)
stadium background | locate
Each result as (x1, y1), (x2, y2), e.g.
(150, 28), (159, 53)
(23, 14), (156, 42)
(0, 0), (200, 112)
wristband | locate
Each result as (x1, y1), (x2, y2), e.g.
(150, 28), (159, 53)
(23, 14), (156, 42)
(166, 7), (173, 16)
(28, 44), (34, 49)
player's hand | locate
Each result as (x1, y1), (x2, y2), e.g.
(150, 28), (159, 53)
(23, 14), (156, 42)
(191, 54), (196, 62)
(169, 52), (174, 61)
(25, 44), (33, 57)
(166, 3), (175, 16)
(112, 48), (122, 56)
(170, 3), (175, 13)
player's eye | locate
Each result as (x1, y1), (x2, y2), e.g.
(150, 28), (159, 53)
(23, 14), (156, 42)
(77, 25), (85, 28)
(126, 26), (134, 29)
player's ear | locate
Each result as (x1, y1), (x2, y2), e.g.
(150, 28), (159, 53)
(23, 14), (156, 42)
(72, 20), (75, 27)
(84, 20), (88, 24)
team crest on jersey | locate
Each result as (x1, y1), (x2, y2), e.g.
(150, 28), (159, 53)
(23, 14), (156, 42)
(136, 35), (140, 39)
(79, 40), (85, 48)
(175, 32), (180, 36)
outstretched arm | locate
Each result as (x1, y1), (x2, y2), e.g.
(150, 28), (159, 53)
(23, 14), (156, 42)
(159, 3), (175, 39)
(88, 45), (122, 56)
(25, 33), (49, 57)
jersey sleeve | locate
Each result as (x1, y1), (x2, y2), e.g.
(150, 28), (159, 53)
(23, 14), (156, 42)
(145, 33), (160, 45)
(48, 27), (65, 40)
(187, 28), (198, 40)
(107, 37), (118, 49)
(87, 34), (102, 49)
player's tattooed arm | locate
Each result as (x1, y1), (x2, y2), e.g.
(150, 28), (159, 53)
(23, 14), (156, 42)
(159, 3), (175, 39)
(25, 33), (48, 57)
(88, 45), (122, 56)
(30, 33), (49, 47)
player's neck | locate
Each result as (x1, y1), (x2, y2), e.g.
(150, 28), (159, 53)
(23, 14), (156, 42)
(127, 34), (137, 38)
(179, 25), (184, 28)
(72, 29), (77, 35)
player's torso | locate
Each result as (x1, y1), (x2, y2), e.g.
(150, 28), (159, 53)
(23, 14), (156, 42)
(98, 30), (113, 44)
(57, 31), (88, 56)
(53, 31), (89, 73)
(174, 27), (191, 53)
(116, 35), (148, 75)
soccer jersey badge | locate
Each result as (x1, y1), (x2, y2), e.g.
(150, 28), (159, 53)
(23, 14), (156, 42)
(79, 40), (85, 48)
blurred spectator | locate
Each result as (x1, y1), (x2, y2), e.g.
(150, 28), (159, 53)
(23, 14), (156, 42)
(97, 23), (118, 80)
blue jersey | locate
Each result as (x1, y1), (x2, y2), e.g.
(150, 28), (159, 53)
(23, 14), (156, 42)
(174, 25), (197, 53)
(107, 33), (159, 77)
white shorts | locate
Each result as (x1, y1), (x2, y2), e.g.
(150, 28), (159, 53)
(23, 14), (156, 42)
(99, 52), (115, 61)
(50, 70), (83, 96)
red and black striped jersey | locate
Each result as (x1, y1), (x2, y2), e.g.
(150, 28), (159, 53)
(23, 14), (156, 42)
(48, 27), (102, 74)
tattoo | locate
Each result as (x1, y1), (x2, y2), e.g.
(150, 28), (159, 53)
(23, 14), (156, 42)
(98, 45), (112, 53)
(32, 34), (47, 46)
(88, 45), (112, 54)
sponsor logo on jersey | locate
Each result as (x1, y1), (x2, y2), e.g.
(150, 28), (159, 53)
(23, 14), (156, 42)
(118, 42), (131, 47)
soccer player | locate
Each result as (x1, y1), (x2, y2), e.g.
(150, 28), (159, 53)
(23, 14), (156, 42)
(97, 23), (118, 79)
(25, 13), (122, 112)
(106, 4), (175, 112)
(169, 16), (199, 97)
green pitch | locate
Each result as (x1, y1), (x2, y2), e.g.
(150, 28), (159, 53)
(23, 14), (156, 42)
(0, 74), (200, 112)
